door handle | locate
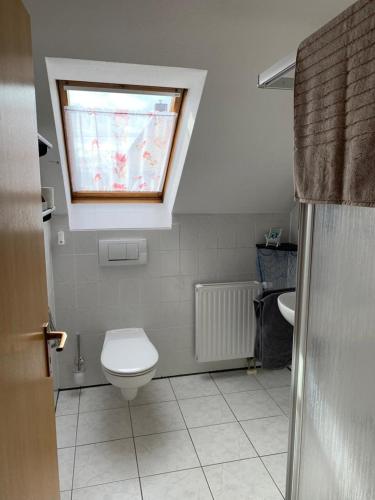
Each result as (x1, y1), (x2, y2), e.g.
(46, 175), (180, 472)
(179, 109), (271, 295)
(42, 322), (67, 351)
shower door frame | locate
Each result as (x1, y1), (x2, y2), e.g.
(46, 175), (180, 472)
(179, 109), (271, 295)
(286, 202), (315, 500)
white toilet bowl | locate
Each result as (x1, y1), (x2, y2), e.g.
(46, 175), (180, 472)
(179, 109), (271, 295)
(101, 328), (158, 400)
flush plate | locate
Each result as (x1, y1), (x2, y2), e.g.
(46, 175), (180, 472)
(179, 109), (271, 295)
(98, 238), (147, 266)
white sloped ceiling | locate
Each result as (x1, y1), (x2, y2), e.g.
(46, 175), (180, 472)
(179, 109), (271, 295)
(26, 0), (353, 214)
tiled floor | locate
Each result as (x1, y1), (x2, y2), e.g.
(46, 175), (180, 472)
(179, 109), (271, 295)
(56, 368), (291, 500)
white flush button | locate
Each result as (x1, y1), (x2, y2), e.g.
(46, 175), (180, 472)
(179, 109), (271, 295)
(126, 243), (139, 260)
(98, 238), (147, 266)
(108, 243), (127, 261)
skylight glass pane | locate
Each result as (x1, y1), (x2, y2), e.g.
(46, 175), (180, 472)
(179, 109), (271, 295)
(64, 89), (178, 194)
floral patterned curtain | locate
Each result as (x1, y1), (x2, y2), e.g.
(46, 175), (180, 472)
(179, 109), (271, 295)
(64, 108), (177, 193)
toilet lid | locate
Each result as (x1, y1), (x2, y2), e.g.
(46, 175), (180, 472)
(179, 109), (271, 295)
(101, 328), (158, 375)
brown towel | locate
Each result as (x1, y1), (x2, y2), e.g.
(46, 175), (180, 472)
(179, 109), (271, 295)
(294, 0), (375, 206)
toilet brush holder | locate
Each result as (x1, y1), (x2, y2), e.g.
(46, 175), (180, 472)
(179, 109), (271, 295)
(73, 332), (86, 386)
(73, 370), (85, 386)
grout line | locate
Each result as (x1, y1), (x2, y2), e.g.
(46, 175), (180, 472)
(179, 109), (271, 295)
(67, 455), (288, 494)
(128, 400), (144, 500)
(69, 466), (201, 490)
(71, 404), (128, 416)
(139, 465), (202, 480)
(69, 388), (81, 498)
(210, 372), (288, 497)
(58, 370), (291, 497)
(238, 414), (288, 424)
(210, 374), (258, 456)
(259, 454), (286, 499)
(169, 378), (215, 500)
(70, 477), (139, 493)
(59, 413), (289, 450)
(259, 451), (288, 459)
(71, 435), (134, 448)
(264, 386), (291, 418)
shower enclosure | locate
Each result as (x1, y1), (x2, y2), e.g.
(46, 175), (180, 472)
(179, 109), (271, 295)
(259, 58), (375, 499)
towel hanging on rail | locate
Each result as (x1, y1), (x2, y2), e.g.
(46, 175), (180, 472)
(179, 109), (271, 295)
(294, 0), (375, 207)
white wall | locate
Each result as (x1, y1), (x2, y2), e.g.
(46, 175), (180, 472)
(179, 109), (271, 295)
(52, 212), (290, 387)
(26, 0), (353, 215)
(29, 0), (352, 385)
(289, 204), (299, 245)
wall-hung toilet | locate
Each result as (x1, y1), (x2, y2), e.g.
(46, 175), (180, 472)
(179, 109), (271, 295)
(101, 328), (158, 400)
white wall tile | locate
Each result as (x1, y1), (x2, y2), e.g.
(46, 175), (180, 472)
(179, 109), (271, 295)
(139, 277), (161, 304)
(218, 249), (238, 276)
(55, 282), (76, 309)
(198, 249), (218, 278)
(73, 231), (97, 254)
(180, 249), (198, 275)
(54, 254), (75, 284)
(76, 283), (98, 309)
(236, 247), (257, 275)
(119, 278), (141, 305)
(160, 223), (180, 250)
(178, 216), (198, 249)
(235, 215), (256, 248)
(160, 251), (179, 276)
(218, 215), (237, 249)
(197, 216), (218, 249)
(160, 277), (181, 302)
(143, 249), (161, 277)
(75, 254), (99, 283)
(52, 213), (289, 388)
(98, 279), (120, 309)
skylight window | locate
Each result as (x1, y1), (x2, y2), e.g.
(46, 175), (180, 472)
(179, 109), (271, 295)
(58, 81), (185, 202)
(47, 58), (206, 230)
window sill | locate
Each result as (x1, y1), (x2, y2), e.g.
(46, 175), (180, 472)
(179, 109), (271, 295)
(68, 202), (172, 230)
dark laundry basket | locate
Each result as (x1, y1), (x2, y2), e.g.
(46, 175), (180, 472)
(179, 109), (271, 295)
(254, 243), (297, 369)
(254, 288), (294, 369)
(256, 243), (297, 290)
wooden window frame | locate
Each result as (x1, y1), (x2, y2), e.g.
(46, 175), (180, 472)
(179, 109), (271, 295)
(57, 80), (186, 204)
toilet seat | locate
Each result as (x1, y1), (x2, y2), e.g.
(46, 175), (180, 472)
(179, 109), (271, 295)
(101, 328), (158, 376)
(103, 365), (156, 378)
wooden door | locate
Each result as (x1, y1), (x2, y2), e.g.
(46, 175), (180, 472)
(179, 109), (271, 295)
(0, 0), (60, 498)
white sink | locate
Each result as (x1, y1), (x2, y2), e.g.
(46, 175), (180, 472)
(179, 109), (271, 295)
(278, 291), (296, 326)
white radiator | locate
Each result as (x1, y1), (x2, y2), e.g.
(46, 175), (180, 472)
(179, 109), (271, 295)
(195, 281), (261, 362)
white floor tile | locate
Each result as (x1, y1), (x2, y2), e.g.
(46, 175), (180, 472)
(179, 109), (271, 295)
(58, 447), (75, 492)
(60, 491), (71, 500)
(135, 429), (199, 476)
(267, 387), (291, 416)
(130, 400), (185, 436)
(255, 369), (291, 389)
(204, 458), (283, 500)
(56, 414), (78, 449)
(211, 370), (262, 393)
(73, 438), (137, 488)
(179, 395), (235, 428)
(262, 453), (288, 496)
(56, 390), (80, 416)
(141, 468), (212, 500)
(190, 422), (256, 466)
(130, 378), (175, 406)
(224, 390), (282, 421)
(72, 478), (142, 500)
(79, 385), (126, 412)
(241, 416), (289, 456)
(170, 374), (219, 399)
(76, 407), (132, 445)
